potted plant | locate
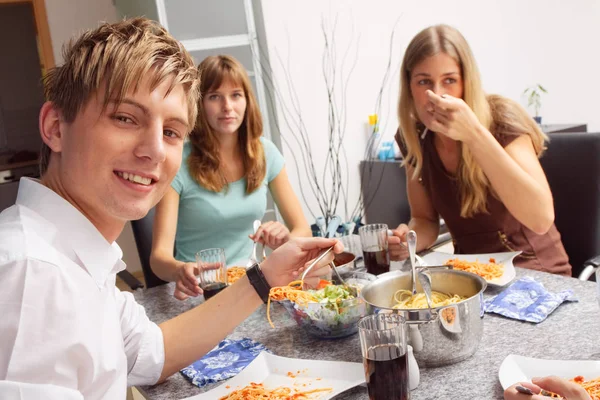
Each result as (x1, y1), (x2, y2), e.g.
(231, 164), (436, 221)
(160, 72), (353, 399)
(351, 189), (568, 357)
(523, 84), (547, 124)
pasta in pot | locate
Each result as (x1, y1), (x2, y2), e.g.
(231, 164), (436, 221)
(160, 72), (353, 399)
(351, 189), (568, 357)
(392, 289), (466, 309)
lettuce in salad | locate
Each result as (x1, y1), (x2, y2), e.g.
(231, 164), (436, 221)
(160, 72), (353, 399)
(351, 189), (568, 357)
(307, 284), (354, 314)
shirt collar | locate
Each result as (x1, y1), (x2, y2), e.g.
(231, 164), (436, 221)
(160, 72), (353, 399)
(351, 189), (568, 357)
(16, 178), (125, 286)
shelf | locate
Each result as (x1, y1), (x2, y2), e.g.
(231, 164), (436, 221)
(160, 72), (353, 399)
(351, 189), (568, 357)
(181, 34), (252, 52)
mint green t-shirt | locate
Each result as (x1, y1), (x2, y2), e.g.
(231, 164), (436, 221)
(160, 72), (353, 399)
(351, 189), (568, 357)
(171, 138), (285, 266)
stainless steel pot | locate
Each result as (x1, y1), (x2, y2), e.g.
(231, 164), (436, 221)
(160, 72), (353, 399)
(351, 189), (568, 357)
(360, 268), (487, 367)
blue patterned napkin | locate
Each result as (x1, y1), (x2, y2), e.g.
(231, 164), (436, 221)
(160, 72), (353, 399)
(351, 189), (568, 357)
(180, 338), (270, 387)
(484, 276), (577, 323)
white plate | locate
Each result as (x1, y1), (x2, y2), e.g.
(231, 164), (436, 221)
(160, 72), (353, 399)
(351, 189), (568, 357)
(421, 251), (520, 288)
(182, 352), (365, 400)
(498, 354), (600, 389)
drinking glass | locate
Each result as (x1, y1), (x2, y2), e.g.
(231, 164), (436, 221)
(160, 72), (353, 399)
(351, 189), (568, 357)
(196, 248), (228, 300)
(358, 224), (390, 275)
(358, 313), (409, 400)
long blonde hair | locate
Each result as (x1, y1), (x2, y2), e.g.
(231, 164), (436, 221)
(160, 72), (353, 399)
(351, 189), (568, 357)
(397, 25), (546, 217)
(188, 55), (265, 193)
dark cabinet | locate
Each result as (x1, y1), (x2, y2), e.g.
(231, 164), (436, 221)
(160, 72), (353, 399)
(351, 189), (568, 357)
(359, 160), (409, 228)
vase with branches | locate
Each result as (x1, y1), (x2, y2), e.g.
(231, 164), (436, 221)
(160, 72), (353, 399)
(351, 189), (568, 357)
(252, 15), (401, 237)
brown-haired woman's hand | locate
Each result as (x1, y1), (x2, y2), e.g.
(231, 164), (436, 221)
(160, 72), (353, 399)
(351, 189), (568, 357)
(504, 377), (591, 400)
(425, 90), (484, 144)
(249, 221), (290, 250)
(173, 261), (202, 301)
(388, 224), (409, 261)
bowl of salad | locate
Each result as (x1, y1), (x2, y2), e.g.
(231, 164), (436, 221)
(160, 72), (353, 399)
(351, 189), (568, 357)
(280, 273), (375, 339)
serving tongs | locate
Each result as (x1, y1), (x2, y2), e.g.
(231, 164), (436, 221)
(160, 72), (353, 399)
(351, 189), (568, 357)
(300, 247), (358, 297)
(301, 246), (335, 285)
(330, 260), (358, 297)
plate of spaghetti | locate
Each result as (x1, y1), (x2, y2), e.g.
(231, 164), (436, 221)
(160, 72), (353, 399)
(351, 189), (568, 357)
(421, 251), (521, 287)
(226, 266), (247, 284)
(499, 354), (600, 399)
(182, 351), (365, 400)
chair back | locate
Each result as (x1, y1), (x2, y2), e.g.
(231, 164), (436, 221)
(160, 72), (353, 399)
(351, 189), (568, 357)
(540, 132), (600, 277)
(130, 207), (168, 288)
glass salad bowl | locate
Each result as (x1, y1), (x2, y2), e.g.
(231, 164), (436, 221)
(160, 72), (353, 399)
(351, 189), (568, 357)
(280, 273), (376, 339)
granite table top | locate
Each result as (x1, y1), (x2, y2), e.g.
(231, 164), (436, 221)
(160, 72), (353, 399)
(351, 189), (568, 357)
(134, 267), (599, 400)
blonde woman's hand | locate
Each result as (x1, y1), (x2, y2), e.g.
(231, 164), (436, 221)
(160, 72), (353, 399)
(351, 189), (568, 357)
(388, 223), (410, 261)
(249, 221), (291, 250)
(173, 261), (201, 301)
(425, 90), (484, 143)
(504, 376), (591, 400)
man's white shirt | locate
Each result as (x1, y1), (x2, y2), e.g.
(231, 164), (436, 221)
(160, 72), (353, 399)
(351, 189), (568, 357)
(0, 178), (165, 399)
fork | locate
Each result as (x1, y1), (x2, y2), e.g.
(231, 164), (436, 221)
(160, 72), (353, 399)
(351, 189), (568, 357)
(246, 220), (266, 268)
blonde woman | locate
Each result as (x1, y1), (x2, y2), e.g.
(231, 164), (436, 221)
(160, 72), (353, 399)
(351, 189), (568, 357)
(388, 25), (570, 275)
(151, 55), (311, 300)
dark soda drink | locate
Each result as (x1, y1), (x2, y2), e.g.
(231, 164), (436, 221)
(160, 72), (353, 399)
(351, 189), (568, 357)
(363, 250), (390, 275)
(363, 344), (408, 400)
(202, 282), (227, 300)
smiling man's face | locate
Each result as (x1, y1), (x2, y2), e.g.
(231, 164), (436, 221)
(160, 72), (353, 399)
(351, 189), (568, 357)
(44, 74), (189, 237)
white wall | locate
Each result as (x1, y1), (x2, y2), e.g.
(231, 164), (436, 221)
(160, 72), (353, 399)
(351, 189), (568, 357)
(45, 0), (119, 63)
(44, 0), (143, 273)
(261, 0), (600, 225)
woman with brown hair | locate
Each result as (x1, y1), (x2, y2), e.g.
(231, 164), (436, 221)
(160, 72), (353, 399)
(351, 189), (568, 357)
(387, 24), (571, 275)
(151, 55), (311, 300)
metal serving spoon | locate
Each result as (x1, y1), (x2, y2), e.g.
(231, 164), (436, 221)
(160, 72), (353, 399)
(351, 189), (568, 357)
(417, 268), (434, 310)
(407, 230), (418, 295)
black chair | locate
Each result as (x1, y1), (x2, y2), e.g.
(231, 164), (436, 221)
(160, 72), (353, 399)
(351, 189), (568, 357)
(539, 132), (600, 279)
(130, 207), (169, 289)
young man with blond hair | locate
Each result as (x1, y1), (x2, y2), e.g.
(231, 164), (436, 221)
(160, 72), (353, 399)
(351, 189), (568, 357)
(0, 18), (338, 399)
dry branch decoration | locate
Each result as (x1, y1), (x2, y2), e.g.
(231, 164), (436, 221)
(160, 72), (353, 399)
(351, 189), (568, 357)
(252, 14), (401, 234)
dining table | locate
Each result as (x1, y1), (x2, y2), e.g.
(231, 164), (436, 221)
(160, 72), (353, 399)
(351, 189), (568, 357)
(133, 264), (599, 400)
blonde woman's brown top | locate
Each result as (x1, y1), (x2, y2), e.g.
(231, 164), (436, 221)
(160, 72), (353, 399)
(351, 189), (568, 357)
(396, 129), (572, 276)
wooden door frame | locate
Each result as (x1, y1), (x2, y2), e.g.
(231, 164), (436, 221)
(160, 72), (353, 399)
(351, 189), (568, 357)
(0, 0), (55, 70)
